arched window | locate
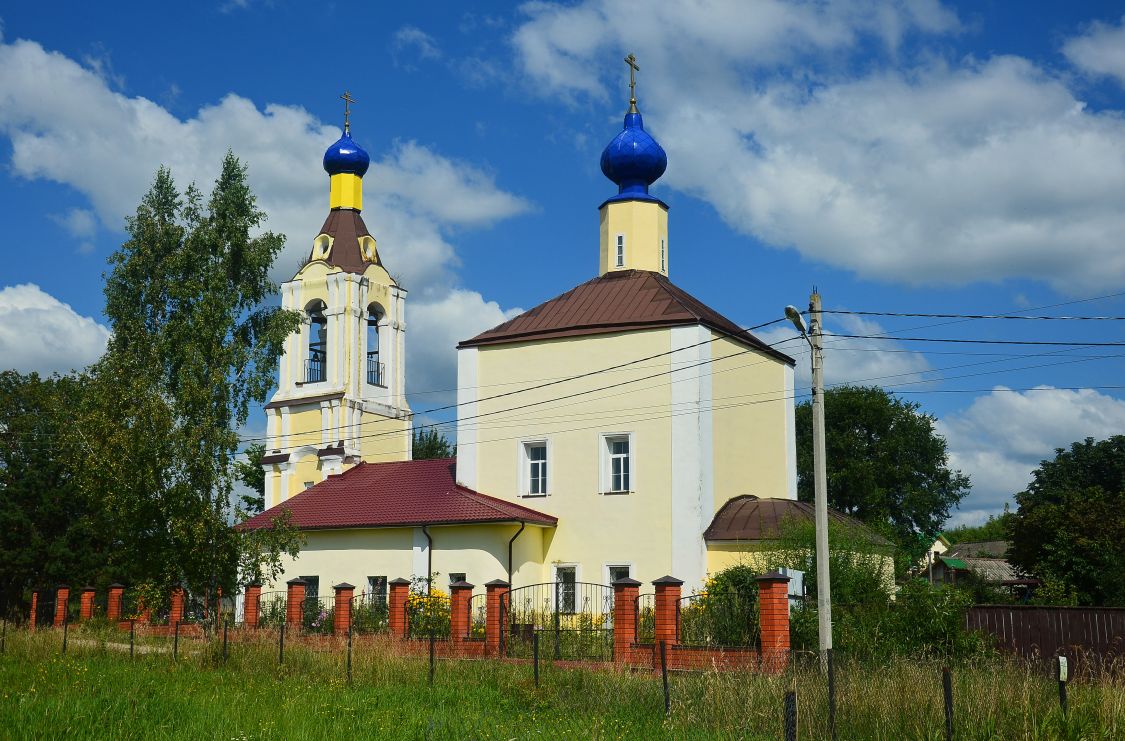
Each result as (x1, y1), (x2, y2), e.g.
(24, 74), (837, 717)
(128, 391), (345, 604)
(306, 300), (327, 383)
(366, 304), (384, 386)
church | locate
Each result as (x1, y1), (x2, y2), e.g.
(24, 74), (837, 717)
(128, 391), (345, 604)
(242, 69), (801, 598)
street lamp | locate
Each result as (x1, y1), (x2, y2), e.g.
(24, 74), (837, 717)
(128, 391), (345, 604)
(785, 292), (833, 667)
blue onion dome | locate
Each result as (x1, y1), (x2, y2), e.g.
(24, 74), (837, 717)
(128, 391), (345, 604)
(323, 131), (370, 177)
(600, 111), (667, 202)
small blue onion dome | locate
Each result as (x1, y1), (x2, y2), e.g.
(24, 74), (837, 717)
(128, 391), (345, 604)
(600, 111), (667, 202)
(323, 131), (370, 177)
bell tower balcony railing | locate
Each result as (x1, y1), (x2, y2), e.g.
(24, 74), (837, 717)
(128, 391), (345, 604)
(305, 351), (326, 383)
(367, 353), (385, 387)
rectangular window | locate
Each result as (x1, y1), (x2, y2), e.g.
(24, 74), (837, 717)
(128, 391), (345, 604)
(522, 441), (548, 496)
(608, 565), (631, 584)
(660, 239), (666, 271)
(449, 573), (467, 585)
(300, 576), (320, 601)
(616, 235), (625, 267)
(367, 576), (387, 603)
(609, 436), (630, 491)
(555, 566), (577, 613)
(303, 481), (315, 490)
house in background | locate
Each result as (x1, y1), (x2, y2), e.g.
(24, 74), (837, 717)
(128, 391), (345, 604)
(930, 541), (1040, 600)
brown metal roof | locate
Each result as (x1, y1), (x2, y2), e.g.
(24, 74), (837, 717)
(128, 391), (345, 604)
(458, 269), (794, 364)
(313, 209), (379, 275)
(704, 495), (890, 545)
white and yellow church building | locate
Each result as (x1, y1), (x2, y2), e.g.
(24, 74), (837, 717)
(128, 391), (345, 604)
(243, 76), (813, 598)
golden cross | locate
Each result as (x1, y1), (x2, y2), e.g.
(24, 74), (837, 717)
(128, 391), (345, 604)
(340, 90), (356, 134)
(624, 53), (640, 113)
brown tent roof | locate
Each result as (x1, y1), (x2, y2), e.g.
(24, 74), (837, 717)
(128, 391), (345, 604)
(704, 495), (890, 545)
(458, 269), (794, 364)
(313, 209), (379, 275)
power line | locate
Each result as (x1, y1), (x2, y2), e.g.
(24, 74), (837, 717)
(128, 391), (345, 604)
(822, 310), (1125, 321)
(826, 334), (1125, 348)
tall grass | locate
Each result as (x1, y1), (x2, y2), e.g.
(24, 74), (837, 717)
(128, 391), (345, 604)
(1, 624), (1122, 739)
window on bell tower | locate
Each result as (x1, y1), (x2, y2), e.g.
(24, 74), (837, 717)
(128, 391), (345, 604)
(616, 235), (625, 267)
(366, 304), (384, 387)
(305, 299), (327, 383)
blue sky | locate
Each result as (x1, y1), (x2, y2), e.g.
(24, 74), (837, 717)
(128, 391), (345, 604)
(2, 1), (1124, 525)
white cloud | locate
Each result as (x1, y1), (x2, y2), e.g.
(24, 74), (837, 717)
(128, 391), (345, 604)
(0, 36), (531, 395)
(0, 283), (110, 374)
(392, 26), (443, 65)
(510, 1), (1125, 293)
(938, 387), (1125, 524)
(407, 289), (521, 405)
(49, 207), (98, 254)
(1063, 15), (1125, 86)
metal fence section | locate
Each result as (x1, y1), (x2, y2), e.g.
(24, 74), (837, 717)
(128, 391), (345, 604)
(406, 591), (451, 639)
(34, 591), (55, 627)
(502, 582), (614, 661)
(301, 595), (336, 634)
(257, 591), (288, 628)
(677, 589), (760, 648)
(466, 593), (487, 641)
(635, 593), (656, 643)
(351, 592), (389, 635)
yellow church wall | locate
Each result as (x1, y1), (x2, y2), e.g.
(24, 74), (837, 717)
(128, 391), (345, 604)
(268, 528), (415, 594)
(709, 335), (794, 511)
(468, 329), (676, 587)
(599, 200), (669, 275)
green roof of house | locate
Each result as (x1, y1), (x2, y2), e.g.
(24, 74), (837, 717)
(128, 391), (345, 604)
(940, 557), (968, 570)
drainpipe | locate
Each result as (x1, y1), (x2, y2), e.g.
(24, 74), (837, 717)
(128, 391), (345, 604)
(507, 521), (526, 584)
(422, 525), (433, 593)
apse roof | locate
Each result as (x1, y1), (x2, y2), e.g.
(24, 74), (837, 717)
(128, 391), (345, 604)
(704, 495), (891, 545)
(238, 457), (557, 531)
(459, 269), (794, 364)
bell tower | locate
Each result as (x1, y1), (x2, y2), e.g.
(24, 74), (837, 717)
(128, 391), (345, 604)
(261, 96), (412, 507)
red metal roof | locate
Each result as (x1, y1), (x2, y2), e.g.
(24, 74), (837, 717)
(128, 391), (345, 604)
(458, 269), (794, 364)
(238, 458), (557, 531)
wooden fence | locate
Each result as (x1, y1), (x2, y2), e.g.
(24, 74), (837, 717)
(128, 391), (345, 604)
(967, 605), (1125, 669)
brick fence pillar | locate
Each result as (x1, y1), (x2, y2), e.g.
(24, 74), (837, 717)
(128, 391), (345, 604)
(79, 586), (96, 621)
(484, 579), (509, 657)
(29, 590), (38, 632)
(652, 576), (683, 647)
(285, 578), (306, 629)
(333, 583), (354, 635)
(756, 572), (792, 674)
(244, 584), (261, 629)
(107, 584), (125, 622)
(54, 586), (70, 627)
(612, 577), (641, 666)
(388, 578), (411, 638)
(449, 581), (474, 643)
(169, 587), (185, 626)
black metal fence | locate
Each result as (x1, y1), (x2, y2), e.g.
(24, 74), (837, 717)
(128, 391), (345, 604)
(466, 593), (487, 641)
(406, 592), (451, 639)
(257, 591), (288, 628)
(351, 592), (389, 635)
(635, 593), (656, 643)
(501, 582), (614, 661)
(677, 589), (760, 648)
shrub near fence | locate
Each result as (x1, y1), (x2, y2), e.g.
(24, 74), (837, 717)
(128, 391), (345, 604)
(257, 592), (287, 629)
(677, 589), (760, 648)
(351, 592), (389, 635)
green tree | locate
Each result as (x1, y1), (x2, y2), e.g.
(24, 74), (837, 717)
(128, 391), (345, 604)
(234, 443), (266, 513)
(796, 385), (971, 569)
(1008, 436), (1125, 606)
(0, 371), (111, 613)
(943, 508), (1014, 545)
(84, 155), (303, 605)
(412, 427), (454, 459)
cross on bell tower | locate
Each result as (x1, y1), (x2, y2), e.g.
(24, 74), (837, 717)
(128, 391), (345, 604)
(340, 90), (356, 134)
(624, 54), (640, 114)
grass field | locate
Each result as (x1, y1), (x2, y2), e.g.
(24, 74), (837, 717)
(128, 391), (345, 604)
(1, 625), (1123, 739)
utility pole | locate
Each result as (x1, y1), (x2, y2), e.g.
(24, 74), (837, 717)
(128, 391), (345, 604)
(809, 291), (833, 666)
